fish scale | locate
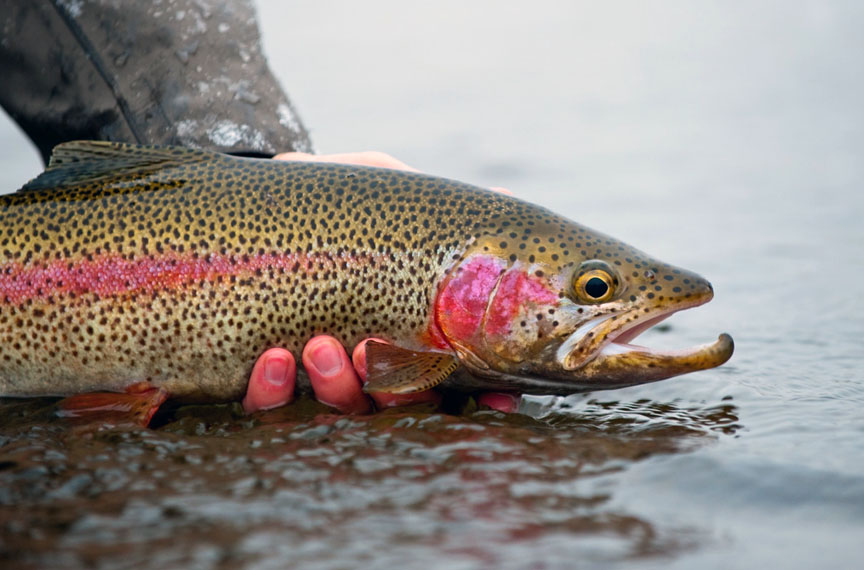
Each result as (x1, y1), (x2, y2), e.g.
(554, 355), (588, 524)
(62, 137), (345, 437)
(0, 141), (732, 407)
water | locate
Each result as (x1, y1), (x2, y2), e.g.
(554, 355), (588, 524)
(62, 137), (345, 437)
(1, 0), (862, 567)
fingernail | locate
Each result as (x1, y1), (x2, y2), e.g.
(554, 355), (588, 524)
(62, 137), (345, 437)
(263, 355), (290, 386)
(311, 340), (343, 376)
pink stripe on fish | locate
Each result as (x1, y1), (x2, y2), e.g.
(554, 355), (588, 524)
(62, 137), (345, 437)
(0, 251), (374, 305)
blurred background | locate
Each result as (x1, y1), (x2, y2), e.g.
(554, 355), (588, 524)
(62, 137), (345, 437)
(1, 1), (862, 568)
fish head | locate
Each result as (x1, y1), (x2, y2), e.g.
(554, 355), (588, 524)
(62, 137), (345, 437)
(434, 217), (733, 394)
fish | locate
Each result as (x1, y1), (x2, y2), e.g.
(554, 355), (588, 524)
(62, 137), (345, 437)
(0, 141), (733, 422)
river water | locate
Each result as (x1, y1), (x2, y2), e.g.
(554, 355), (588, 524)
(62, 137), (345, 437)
(1, 1), (862, 568)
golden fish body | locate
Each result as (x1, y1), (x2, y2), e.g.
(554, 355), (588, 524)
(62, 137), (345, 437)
(0, 142), (732, 401)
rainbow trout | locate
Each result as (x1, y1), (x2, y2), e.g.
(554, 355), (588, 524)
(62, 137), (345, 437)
(0, 142), (733, 412)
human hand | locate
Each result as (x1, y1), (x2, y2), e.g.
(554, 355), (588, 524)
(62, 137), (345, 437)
(241, 151), (521, 415)
(241, 338), (442, 414)
(272, 150), (420, 172)
(242, 338), (520, 415)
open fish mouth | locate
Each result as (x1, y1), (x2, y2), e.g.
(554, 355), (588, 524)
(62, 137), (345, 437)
(555, 301), (734, 389)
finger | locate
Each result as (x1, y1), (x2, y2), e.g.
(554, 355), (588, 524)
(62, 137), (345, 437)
(351, 338), (442, 409)
(303, 336), (372, 414)
(489, 186), (514, 195)
(348, 337), (386, 382)
(477, 392), (520, 413)
(242, 348), (297, 414)
(272, 151), (316, 161)
(274, 151), (419, 172)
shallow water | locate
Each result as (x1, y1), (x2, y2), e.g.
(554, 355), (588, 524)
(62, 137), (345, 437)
(1, 1), (863, 568)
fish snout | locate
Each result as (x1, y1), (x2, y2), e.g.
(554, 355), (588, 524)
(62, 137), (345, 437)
(644, 266), (714, 310)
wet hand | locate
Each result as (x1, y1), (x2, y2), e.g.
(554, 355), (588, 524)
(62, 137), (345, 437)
(242, 338), (520, 414)
(242, 338), (442, 414)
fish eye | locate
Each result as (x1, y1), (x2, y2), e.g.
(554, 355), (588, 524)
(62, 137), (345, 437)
(573, 269), (616, 303)
(585, 276), (609, 298)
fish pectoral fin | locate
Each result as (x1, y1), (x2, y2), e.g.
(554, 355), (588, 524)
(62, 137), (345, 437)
(363, 341), (459, 394)
(56, 382), (169, 427)
(19, 141), (211, 192)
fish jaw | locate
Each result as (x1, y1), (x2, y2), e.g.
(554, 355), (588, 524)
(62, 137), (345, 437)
(449, 332), (733, 395)
(557, 278), (717, 371)
(504, 284), (734, 394)
(572, 332), (734, 389)
(531, 273), (735, 392)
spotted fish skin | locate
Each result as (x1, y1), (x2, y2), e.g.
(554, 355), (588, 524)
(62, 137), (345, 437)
(0, 142), (732, 401)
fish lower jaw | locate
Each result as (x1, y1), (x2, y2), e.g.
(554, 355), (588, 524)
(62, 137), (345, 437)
(467, 332), (734, 396)
(590, 305), (735, 382)
(558, 296), (723, 372)
(583, 333), (735, 388)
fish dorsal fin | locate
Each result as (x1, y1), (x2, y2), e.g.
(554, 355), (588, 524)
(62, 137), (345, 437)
(19, 141), (212, 192)
(363, 341), (459, 394)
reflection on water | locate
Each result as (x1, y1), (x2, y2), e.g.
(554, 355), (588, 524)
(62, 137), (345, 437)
(0, 397), (738, 568)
